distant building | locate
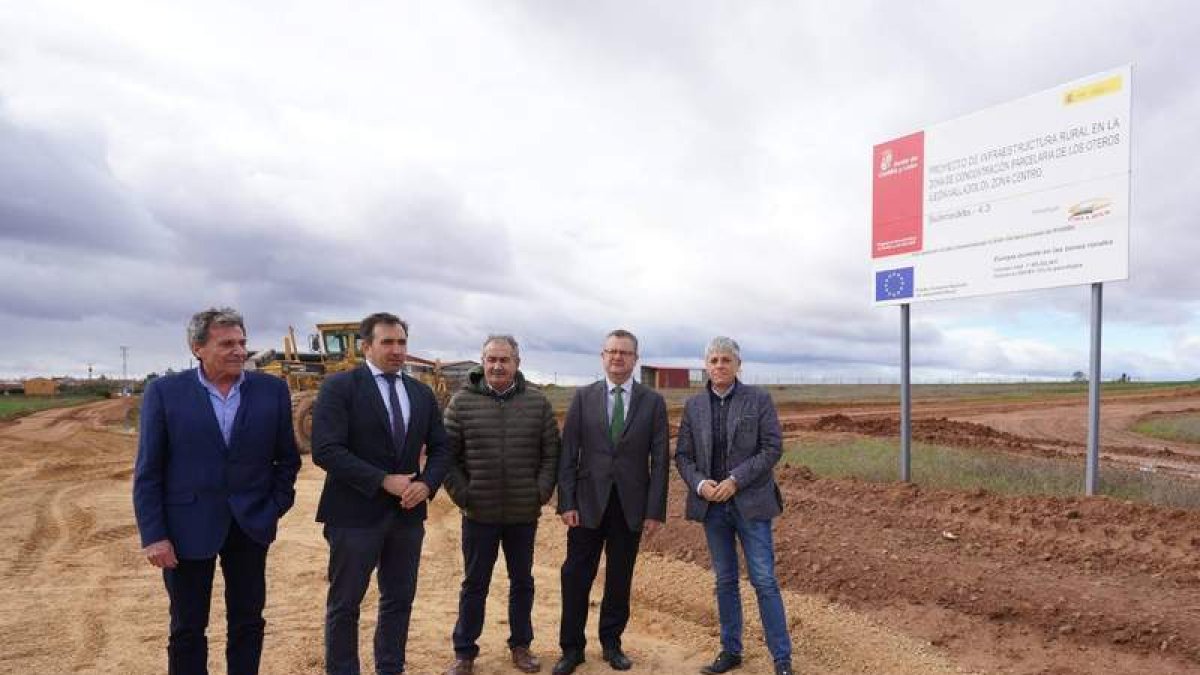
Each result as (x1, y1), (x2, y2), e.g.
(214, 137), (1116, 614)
(402, 354), (437, 376)
(23, 378), (59, 397)
(640, 365), (705, 389)
(438, 360), (480, 384)
(404, 355), (478, 392)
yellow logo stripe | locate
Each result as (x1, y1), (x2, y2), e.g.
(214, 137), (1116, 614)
(1063, 75), (1123, 105)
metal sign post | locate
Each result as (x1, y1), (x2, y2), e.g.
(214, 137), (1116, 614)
(900, 303), (912, 482)
(1085, 282), (1103, 495)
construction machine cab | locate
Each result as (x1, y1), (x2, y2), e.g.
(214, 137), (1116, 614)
(310, 322), (362, 364)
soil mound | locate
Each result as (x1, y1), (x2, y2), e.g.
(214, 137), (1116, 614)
(810, 413), (1073, 453)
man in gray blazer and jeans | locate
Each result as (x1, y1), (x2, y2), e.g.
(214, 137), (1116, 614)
(554, 329), (669, 674)
(675, 337), (794, 675)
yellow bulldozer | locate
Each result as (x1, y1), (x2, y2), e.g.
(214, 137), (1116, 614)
(248, 322), (454, 453)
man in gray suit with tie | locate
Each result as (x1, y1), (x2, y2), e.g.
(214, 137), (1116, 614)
(553, 329), (669, 674)
(674, 337), (794, 675)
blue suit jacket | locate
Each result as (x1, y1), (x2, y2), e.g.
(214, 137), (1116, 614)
(311, 364), (450, 527)
(133, 369), (302, 559)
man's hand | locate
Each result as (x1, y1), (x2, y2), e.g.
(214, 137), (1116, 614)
(560, 510), (580, 527)
(642, 519), (663, 536)
(399, 481), (430, 509)
(143, 539), (178, 569)
(711, 477), (738, 502)
(382, 473), (416, 496)
(698, 479), (720, 501)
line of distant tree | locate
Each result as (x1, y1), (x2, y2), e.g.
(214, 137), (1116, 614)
(1070, 371), (1133, 383)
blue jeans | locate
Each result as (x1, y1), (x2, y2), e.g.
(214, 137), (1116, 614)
(703, 501), (792, 664)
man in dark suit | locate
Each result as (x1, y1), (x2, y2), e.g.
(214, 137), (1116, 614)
(554, 329), (669, 674)
(312, 312), (451, 675)
(674, 337), (794, 675)
(133, 307), (301, 675)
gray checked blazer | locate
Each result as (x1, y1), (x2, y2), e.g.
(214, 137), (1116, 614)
(674, 381), (784, 522)
(556, 379), (669, 532)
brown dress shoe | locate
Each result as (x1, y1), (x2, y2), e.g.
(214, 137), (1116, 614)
(512, 646), (542, 673)
(445, 656), (474, 675)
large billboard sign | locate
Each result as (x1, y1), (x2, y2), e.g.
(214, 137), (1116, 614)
(872, 65), (1131, 305)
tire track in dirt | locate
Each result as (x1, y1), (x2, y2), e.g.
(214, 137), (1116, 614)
(70, 574), (114, 673)
(0, 400), (139, 672)
(9, 492), (60, 577)
(85, 524), (140, 548)
(10, 466), (107, 577)
(63, 494), (99, 548)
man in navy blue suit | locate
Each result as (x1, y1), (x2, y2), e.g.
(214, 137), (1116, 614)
(133, 307), (301, 675)
(312, 312), (451, 675)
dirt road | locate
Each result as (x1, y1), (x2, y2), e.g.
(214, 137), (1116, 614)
(0, 401), (961, 674)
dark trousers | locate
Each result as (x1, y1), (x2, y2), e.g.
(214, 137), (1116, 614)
(162, 520), (268, 675)
(451, 517), (538, 658)
(324, 512), (424, 675)
(559, 489), (642, 652)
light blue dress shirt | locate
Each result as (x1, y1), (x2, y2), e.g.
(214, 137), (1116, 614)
(366, 360), (410, 433)
(196, 367), (245, 446)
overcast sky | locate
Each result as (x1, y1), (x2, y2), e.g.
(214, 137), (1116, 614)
(1, 1), (1197, 384)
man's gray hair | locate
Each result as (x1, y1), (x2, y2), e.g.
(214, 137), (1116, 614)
(482, 334), (520, 359)
(605, 329), (639, 354)
(188, 307), (245, 347)
(704, 336), (741, 361)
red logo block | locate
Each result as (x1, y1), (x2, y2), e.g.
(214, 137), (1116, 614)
(872, 132), (924, 258)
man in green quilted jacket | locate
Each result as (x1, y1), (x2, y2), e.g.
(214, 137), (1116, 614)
(441, 334), (561, 675)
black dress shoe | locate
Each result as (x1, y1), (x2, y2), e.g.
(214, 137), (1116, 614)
(701, 650), (743, 674)
(552, 650), (585, 675)
(602, 646), (633, 670)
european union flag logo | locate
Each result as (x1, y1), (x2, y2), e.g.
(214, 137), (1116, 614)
(875, 267), (914, 301)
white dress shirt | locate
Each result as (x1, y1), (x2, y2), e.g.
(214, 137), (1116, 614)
(606, 377), (632, 426)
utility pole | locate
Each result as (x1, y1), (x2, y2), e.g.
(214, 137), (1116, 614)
(120, 346), (129, 393)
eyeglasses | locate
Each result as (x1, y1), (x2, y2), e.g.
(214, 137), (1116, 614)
(603, 349), (636, 357)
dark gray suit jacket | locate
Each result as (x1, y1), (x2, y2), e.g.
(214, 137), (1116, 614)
(674, 381), (784, 522)
(557, 379), (669, 532)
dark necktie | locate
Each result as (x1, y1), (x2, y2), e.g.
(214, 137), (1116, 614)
(609, 385), (625, 445)
(381, 372), (406, 454)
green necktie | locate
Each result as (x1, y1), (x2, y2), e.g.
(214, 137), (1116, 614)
(609, 386), (625, 444)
